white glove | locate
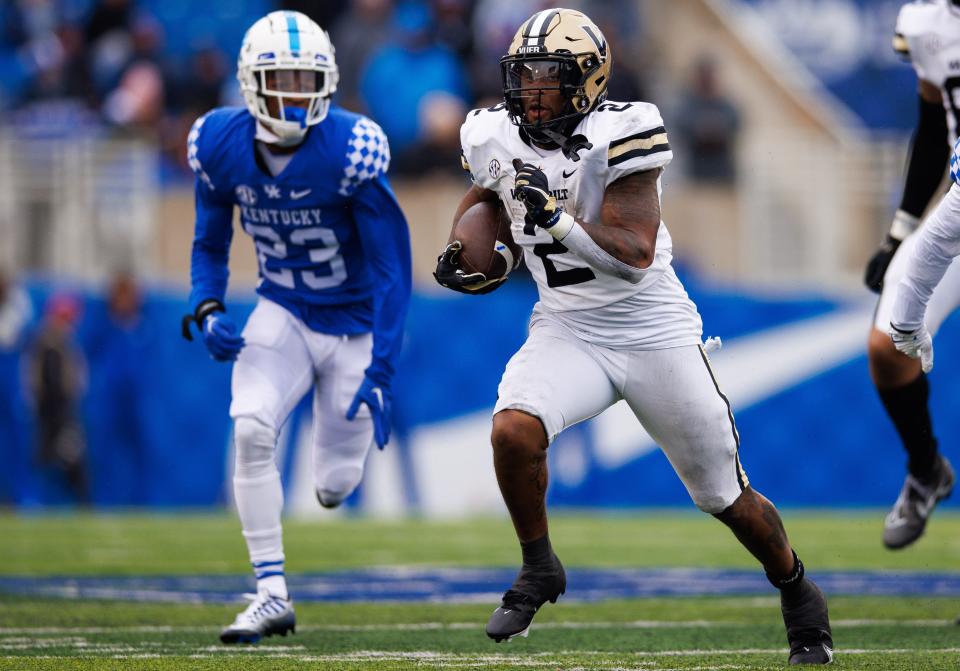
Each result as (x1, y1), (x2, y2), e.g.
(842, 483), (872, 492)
(889, 323), (934, 373)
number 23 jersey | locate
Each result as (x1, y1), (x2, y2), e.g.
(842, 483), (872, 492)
(460, 101), (702, 350)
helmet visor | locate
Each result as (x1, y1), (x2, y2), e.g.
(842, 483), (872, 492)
(261, 69), (325, 96)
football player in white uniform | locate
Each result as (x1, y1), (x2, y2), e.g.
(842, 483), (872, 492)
(864, 0), (959, 550)
(435, 8), (832, 665)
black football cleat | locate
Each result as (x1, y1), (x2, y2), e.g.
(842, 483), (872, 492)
(781, 578), (834, 665)
(486, 553), (566, 642)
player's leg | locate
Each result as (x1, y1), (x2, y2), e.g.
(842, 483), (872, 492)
(222, 299), (313, 643)
(486, 317), (619, 641)
(309, 333), (375, 509)
(871, 233), (959, 549)
(623, 345), (832, 665)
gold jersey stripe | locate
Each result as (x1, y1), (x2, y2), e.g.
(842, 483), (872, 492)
(608, 132), (669, 161)
(892, 33), (910, 56)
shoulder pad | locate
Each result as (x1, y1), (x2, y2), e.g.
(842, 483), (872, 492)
(338, 115), (391, 197)
(585, 102), (671, 170)
(186, 107), (246, 192)
(460, 103), (509, 153)
(896, 1), (939, 40)
(460, 103), (511, 189)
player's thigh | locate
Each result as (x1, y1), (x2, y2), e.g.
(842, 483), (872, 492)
(311, 333), (374, 491)
(230, 299), (315, 430)
(623, 345), (746, 513)
(494, 318), (618, 444)
(875, 232), (960, 335)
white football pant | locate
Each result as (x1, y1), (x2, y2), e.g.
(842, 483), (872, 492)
(230, 298), (375, 569)
(494, 312), (747, 514)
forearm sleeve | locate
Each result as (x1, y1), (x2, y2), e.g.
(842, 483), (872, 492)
(188, 181), (235, 312)
(352, 176), (412, 385)
(548, 213), (647, 284)
(899, 95), (950, 219)
(892, 185), (960, 330)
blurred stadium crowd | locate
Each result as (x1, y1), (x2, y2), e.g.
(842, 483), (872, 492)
(0, 0), (680, 181)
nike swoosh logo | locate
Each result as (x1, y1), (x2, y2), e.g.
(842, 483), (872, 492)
(290, 189), (312, 199)
(562, 169), (577, 178)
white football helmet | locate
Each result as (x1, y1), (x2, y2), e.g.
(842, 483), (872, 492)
(237, 10), (339, 145)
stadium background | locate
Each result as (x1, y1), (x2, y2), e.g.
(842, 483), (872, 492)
(0, 0), (956, 518)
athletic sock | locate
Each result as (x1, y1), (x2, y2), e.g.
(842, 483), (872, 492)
(766, 550), (804, 596)
(520, 534), (554, 568)
(877, 373), (939, 482)
(253, 558), (288, 600)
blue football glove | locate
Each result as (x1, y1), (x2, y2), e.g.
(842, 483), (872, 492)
(182, 299), (245, 362)
(202, 312), (245, 362)
(346, 375), (391, 449)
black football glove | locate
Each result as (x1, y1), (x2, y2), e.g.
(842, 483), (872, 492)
(433, 241), (506, 295)
(863, 234), (901, 294)
(512, 159), (562, 229)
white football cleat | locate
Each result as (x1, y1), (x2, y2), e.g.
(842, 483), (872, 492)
(220, 590), (295, 644)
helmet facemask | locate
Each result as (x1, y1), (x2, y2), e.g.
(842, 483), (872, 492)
(241, 62), (336, 145)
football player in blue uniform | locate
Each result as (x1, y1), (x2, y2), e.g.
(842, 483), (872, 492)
(181, 11), (411, 644)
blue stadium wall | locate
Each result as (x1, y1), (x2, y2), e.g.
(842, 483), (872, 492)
(2, 270), (957, 511)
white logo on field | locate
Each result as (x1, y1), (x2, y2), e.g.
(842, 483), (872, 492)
(264, 184), (282, 199)
(290, 188), (312, 200)
(235, 185), (257, 205)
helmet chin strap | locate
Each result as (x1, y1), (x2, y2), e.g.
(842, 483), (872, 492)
(538, 126), (593, 161)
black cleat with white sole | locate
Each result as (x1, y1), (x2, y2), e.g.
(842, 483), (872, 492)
(486, 553), (566, 642)
(782, 578), (834, 665)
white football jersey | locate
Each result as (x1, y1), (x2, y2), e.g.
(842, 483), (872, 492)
(460, 101), (702, 349)
(895, 0), (960, 141)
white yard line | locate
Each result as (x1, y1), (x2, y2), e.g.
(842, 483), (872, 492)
(0, 618), (951, 635)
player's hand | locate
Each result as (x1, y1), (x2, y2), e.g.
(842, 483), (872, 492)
(347, 375), (392, 449)
(512, 159), (561, 229)
(202, 313), (245, 362)
(890, 323), (934, 373)
(864, 235), (901, 293)
(433, 241), (506, 295)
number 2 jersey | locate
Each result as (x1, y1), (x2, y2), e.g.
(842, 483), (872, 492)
(187, 106), (411, 378)
(895, 0), (960, 141)
(460, 101), (702, 350)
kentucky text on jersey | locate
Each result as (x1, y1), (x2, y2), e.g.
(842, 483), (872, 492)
(239, 204), (324, 226)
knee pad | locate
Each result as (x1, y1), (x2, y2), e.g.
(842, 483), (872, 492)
(233, 416), (277, 477)
(315, 465), (363, 509)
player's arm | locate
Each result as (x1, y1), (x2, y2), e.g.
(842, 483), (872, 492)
(434, 185), (509, 294)
(889, 183), (960, 370)
(182, 180), (246, 361)
(512, 159), (657, 283)
(865, 79), (950, 292)
(349, 174), (412, 448)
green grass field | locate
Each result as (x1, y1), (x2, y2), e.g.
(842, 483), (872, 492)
(3, 510), (960, 670)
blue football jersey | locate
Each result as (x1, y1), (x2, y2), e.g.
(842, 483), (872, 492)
(952, 135), (960, 186)
(187, 106), (411, 382)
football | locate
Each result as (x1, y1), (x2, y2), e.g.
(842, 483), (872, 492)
(452, 201), (521, 280)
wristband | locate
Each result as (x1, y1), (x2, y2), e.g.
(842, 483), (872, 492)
(545, 211), (576, 240)
(890, 209), (921, 241)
